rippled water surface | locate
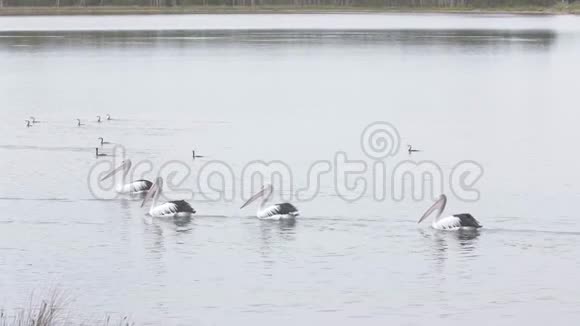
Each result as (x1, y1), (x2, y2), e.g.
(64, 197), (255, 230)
(1, 14), (580, 325)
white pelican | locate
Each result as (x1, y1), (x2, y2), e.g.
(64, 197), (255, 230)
(76, 119), (84, 127)
(98, 137), (111, 146)
(240, 184), (299, 220)
(141, 177), (195, 218)
(408, 144), (421, 154)
(95, 148), (108, 157)
(25, 120), (32, 128)
(418, 194), (482, 230)
(100, 159), (152, 194)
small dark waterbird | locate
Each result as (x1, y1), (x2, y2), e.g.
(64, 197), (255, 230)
(408, 144), (421, 154)
(29, 116), (40, 124)
(98, 137), (112, 146)
(106, 114), (112, 121)
(192, 150), (204, 159)
(76, 119), (84, 127)
(97, 116), (102, 123)
(95, 147), (108, 157)
(25, 120), (32, 128)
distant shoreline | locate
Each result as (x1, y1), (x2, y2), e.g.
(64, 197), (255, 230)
(0, 5), (579, 16)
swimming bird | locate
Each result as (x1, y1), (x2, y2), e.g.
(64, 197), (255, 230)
(192, 150), (204, 159)
(240, 184), (299, 220)
(141, 177), (195, 218)
(97, 116), (102, 123)
(76, 119), (84, 127)
(106, 114), (112, 121)
(25, 120), (32, 128)
(100, 159), (152, 194)
(418, 194), (482, 230)
(95, 147), (108, 157)
(408, 144), (421, 154)
(29, 116), (40, 124)
(97, 137), (112, 146)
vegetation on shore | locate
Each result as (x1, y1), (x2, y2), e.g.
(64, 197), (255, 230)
(0, 0), (579, 15)
(0, 3), (579, 14)
(0, 291), (132, 326)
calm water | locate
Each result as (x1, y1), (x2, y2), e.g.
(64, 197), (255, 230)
(1, 13), (580, 325)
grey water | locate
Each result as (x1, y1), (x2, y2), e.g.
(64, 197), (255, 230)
(1, 13), (580, 325)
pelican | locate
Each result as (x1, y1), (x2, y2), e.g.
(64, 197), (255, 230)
(106, 114), (112, 121)
(141, 177), (195, 218)
(95, 148), (108, 157)
(96, 116), (102, 123)
(192, 150), (204, 159)
(100, 159), (152, 194)
(25, 120), (32, 128)
(418, 194), (482, 230)
(76, 119), (84, 127)
(408, 144), (421, 154)
(98, 137), (112, 146)
(240, 184), (299, 220)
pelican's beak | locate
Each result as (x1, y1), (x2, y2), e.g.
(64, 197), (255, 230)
(100, 161), (127, 181)
(141, 183), (159, 208)
(418, 194), (447, 224)
(240, 188), (266, 209)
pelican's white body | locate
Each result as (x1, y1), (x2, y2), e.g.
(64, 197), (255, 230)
(148, 202), (193, 219)
(431, 215), (478, 231)
(115, 181), (151, 195)
(257, 205), (299, 220)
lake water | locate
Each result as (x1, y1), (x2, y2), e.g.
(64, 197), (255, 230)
(1, 13), (580, 325)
